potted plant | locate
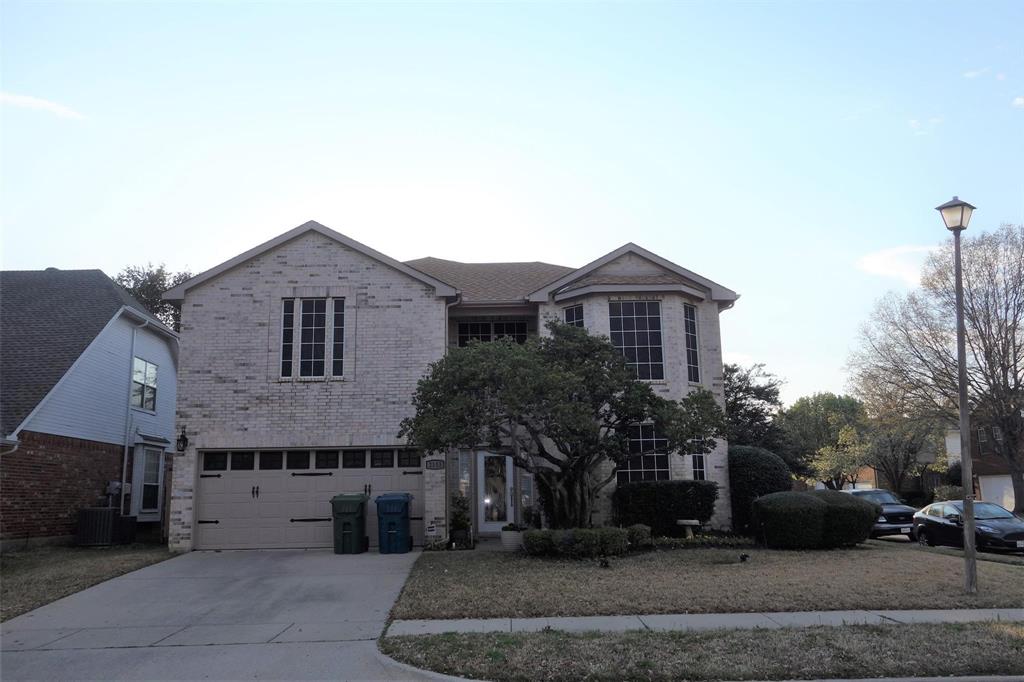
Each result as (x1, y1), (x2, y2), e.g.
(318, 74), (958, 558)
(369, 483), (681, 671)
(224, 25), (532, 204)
(449, 494), (473, 549)
(500, 523), (526, 551)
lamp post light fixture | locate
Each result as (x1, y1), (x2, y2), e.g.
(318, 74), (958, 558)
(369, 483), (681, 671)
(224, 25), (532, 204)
(935, 195), (978, 595)
(176, 427), (189, 453)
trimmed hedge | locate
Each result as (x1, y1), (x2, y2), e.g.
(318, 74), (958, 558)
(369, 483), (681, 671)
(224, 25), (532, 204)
(612, 480), (719, 538)
(751, 491), (827, 549)
(728, 446), (793, 534)
(523, 527), (630, 558)
(810, 490), (879, 548)
(751, 491), (880, 549)
(626, 524), (652, 549)
(933, 485), (964, 501)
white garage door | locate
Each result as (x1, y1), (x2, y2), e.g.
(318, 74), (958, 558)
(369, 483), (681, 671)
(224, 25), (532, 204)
(195, 449), (424, 550)
(979, 475), (1016, 511)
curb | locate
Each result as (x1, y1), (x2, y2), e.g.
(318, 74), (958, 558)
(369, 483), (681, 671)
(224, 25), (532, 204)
(373, 642), (482, 682)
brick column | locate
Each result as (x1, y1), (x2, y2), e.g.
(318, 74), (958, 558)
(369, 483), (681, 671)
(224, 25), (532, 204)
(422, 454), (448, 544)
(168, 436), (197, 552)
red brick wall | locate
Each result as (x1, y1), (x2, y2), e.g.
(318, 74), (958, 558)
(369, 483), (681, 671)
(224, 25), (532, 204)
(0, 431), (124, 541)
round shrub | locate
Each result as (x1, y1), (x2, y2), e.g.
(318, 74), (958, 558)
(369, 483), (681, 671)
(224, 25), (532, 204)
(523, 529), (555, 556)
(728, 446), (793, 534)
(597, 527), (630, 556)
(751, 491), (827, 549)
(809, 490), (879, 548)
(933, 484), (964, 502)
(626, 523), (652, 548)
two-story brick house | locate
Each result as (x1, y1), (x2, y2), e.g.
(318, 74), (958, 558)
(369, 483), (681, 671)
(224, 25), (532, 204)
(163, 221), (738, 551)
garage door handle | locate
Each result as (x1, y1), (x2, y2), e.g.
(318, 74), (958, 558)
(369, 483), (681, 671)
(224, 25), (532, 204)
(290, 517), (331, 523)
(291, 472), (333, 477)
(409, 516), (424, 521)
(200, 474), (221, 478)
(402, 471), (423, 476)
(197, 520), (219, 524)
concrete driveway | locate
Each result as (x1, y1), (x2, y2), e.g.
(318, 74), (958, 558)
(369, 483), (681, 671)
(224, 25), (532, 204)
(1, 549), (431, 681)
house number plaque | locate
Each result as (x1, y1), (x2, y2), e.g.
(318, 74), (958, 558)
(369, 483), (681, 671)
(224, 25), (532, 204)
(425, 459), (445, 470)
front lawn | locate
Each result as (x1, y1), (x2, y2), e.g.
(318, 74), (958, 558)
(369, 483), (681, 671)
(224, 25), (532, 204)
(1, 544), (173, 621)
(381, 623), (1024, 681)
(392, 543), (1024, 619)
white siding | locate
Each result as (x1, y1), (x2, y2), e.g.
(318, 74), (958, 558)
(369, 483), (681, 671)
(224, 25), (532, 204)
(22, 313), (178, 447)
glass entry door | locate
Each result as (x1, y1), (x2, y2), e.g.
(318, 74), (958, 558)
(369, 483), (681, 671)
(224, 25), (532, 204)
(477, 451), (513, 533)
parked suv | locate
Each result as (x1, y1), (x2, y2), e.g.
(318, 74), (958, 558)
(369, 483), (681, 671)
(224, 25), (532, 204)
(844, 489), (917, 538)
(913, 500), (1024, 553)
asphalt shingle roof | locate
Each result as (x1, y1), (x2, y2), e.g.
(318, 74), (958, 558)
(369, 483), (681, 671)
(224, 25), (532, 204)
(404, 257), (574, 303)
(0, 269), (156, 437)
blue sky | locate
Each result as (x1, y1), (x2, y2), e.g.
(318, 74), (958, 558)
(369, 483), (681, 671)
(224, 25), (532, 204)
(2, 1), (1022, 404)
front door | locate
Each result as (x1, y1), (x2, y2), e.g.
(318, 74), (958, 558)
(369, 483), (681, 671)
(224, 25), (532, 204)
(477, 452), (513, 533)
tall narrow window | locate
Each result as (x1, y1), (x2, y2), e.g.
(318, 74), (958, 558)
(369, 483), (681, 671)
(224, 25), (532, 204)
(281, 300), (295, 377)
(617, 424), (669, 483)
(141, 448), (163, 511)
(564, 304), (584, 328)
(684, 304), (700, 383)
(609, 301), (664, 380)
(332, 299), (345, 376)
(691, 453), (707, 481)
(299, 298), (326, 377)
(131, 358), (158, 410)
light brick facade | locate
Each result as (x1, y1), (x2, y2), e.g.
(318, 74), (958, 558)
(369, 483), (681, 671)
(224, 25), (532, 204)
(168, 224), (736, 550)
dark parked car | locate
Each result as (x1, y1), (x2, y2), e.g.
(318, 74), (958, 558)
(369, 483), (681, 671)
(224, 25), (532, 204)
(913, 500), (1024, 553)
(845, 489), (917, 538)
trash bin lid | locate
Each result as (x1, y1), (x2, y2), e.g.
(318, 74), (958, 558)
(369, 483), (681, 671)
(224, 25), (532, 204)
(374, 492), (413, 514)
(331, 493), (369, 512)
(374, 493), (412, 502)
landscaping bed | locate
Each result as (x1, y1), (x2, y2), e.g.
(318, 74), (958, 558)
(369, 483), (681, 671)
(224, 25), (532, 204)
(381, 622), (1024, 681)
(1, 544), (172, 621)
(392, 543), (1024, 619)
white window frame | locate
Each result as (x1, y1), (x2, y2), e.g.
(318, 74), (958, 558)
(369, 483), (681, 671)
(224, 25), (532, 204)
(683, 303), (700, 384)
(691, 453), (707, 481)
(130, 446), (166, 521)
(280, 297), (345, 380)
(563, 304), (585, 328)
(617, 423), (671, 483)
(130, 357), (158, 412)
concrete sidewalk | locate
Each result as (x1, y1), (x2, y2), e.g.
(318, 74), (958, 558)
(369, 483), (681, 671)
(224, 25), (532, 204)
(386, 607), (1024, 636)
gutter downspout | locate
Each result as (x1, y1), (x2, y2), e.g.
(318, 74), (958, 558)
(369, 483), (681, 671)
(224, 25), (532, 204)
(121, 318), (150, 514)
(444, 293), (461, 354)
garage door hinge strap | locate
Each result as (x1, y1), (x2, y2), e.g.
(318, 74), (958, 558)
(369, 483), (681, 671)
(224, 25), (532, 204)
(291, 472), (333, 477)
(197, 520), (219, 524)
(402, 471), (423, 476)
(200, 474), (222, 478)
(290, 517), (331, 523)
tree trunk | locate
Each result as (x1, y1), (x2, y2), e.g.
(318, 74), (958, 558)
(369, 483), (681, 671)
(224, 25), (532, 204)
(1009, 459), (1024, 514)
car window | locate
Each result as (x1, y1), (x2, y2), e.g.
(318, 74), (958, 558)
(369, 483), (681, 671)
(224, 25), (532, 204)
(973, 503), (1014, 520)
(926, 505), (941, 517)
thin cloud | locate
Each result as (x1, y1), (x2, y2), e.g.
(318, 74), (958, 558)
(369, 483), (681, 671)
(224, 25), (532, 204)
(963, 67), (990, 79)
(996, 73), (1006, 81)
(1013, 96), (1024, 109)
(908, 117), (942, 136)
(856, 245), (939, 286)
(0, 92), (84, 120)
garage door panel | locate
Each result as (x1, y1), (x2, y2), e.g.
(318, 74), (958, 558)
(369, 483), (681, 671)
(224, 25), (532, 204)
(195, 449), (423, 550)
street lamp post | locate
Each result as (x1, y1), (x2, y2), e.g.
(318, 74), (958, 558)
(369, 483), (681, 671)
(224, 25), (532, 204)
(935, 195), (978, 595)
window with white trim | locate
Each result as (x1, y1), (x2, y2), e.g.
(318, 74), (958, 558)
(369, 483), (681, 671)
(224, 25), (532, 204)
(564, 304), (584, 328)
(140, 448), (163, 512)
(684, 303), (700, 383)
(609, 301), (664, 380)
(281, 297), (345, 378)
(457, 320), (527, 347)
(691, 453), (707, 481)
(617, 424), (669, 483)
(131, 358), (158, 410)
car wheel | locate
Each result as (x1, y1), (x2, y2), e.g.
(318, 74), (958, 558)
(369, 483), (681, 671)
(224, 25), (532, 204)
(917, 529), (934, 547)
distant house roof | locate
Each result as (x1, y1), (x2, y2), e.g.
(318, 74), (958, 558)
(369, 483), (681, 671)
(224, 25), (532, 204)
(404, 257), (574, 303)
(0, 269), (170, 437)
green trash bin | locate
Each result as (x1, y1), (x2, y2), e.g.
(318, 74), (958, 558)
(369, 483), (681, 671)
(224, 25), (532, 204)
(331, 493), (369, 554)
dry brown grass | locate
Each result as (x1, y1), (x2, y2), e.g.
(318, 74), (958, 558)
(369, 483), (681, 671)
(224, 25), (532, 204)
(393, 543), (1024, 619)
(1, 544), (172, 621)
(381, 622), (1024, 681)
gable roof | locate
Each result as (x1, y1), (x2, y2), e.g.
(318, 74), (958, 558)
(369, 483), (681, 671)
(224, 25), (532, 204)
(404, 257), (573, 303)
(162, 221), (458, 301)
(0, 269), (171, 437)
(527, 242), (739, 305)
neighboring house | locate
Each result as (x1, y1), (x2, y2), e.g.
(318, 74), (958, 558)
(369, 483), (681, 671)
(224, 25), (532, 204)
(0, 270), (178, 548)
(946, 426), (1018, 511)
(162, 221), (738, 552)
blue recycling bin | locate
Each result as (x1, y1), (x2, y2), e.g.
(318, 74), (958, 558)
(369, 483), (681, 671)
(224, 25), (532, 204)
(375, 493), (413, 554)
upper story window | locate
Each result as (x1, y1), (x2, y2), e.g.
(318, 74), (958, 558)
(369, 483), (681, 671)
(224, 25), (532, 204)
(684, 303), (700, 383)
(131, 357), (158, 410)
(609, 301), (664, 380)
(617, 424), (669, 483)
(281, 298), (344, 378)
(564, 304), (584, 328)
(691, 453), (707, 481)
(457, 320), (527, 347)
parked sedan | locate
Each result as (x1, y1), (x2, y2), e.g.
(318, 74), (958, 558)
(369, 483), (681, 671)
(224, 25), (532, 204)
(846, 489), (917, 538)
(913, 500), (1024, 553)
